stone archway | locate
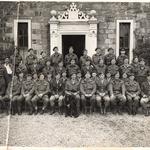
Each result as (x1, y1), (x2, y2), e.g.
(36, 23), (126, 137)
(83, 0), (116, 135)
(49, 3), (98, 57)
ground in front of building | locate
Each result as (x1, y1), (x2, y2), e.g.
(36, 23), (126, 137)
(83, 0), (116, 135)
(4, 113), (150, 147)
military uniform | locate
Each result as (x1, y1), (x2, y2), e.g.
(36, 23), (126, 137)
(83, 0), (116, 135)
(22, 79), (34, 114)
(136, 64), (149, 85)
(66, 64), (80, 77)
(10, 53), (22, 69)
(80, 78), (96, 113)
(38, 56), (50, 72)
(104, 53), (116, 66)
(80, 55), (92, 67)
(55, 66), (66, 76)
(25, 54), (37, 74)
(109, 78), (126, 114)
(65, 53), (78, 66)
(50, 79), (64, 114)
(125, 79), (141, 115)
(95, 78), (110, 114)
(81, 65), (94, 76)
(50, 52), (63, 67)
(120, 64), (132, 76)
(116, 55), (128, 66)
(95, 64), (107, 75)
(107, 64), (119, 77)
(65, 79), (80, 117)
(42, 66), (55, 77)
(141, 80), (150, 115)
(92, 53), (104, 66)
(131, 62), (139, 79)
(31, 79), (49, 114)
(4, 77), (23, 115)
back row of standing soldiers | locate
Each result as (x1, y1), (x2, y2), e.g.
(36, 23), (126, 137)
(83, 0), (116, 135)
(0, 46), (150, 117)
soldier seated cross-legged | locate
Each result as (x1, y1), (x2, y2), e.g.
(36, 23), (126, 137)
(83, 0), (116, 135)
(49, 73), (64, 115)
(31, 73), (49, 115)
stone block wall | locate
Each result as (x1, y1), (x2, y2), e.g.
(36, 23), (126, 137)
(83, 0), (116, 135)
(0, 2), (150, 57)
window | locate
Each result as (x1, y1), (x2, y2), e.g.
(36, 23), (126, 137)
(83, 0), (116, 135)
(17, 22), (28, 48)
(119, 23), (130, 55)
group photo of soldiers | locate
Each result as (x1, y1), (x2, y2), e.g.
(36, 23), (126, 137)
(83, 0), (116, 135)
(0, 45), (150, 118)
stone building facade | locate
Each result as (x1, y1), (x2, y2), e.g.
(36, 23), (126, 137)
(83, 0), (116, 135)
(0, 2), (150, 62)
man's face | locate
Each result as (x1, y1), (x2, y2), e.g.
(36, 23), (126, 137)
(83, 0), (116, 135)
(134, 58), (138, 63)
(39, 74), (44, 80)
(106, 73), (111, 78)
(42, 52), (46, 58)
(59, 62), (63, 67)
(5, 58), (9, 64)
(140, 60), (145, 65)
(92, 73), (97, 77)
(85, 73), (91, 79)
(27, 76), (32, 81)
(121, 51), (125, 55)
(62, 72), (67, 77)
(99, 73), (105, 79)
(124, 59), (129, 64)
(46, 61), (51, 66)
(33, 74), (38, 79)
(71, 60), (75, 65)
(71, 74), (76, 80)
(122, 73), (127, 79)
(56, 74), (60, 80)
(129, 75), (134, 81)
(86, 61), (90, 66)
(111, 59), (116, 65)
(30, 50), (34, 55)
(115, 73), (120, 79)
(99, 59), (104, 65)
(54, 47), (58, 53)
(109, 49), (114, 54)
(77, 73), (81, 78)
(96, 48), (101, 54)
(83, 50), (87, 55)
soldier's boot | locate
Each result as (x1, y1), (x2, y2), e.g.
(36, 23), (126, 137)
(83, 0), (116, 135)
(17, 101), (22, 115)
(103, 107), (106, 115)
(0, 102), (3, 113)
(11, 102), (16, 115)
(34, 107), (38, 115)
(59, 106), (63, 115)
(144, 108), (149, 116)
(50, 107), (55, 115)
(132, 106), (137, 115)
(65, 106), (69, 117)
(28, 104), (33, 115)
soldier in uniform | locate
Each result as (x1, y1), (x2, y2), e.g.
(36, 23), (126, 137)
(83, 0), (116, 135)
(42, 60), (55, 77)
(64, 46), (78, 66)
(31, 73), (49, 114)
(33, 72), (39, 83)
(22, 74), (34, 115)
(38, 51), (50, 72)
(77, 71), (82, 83)
(104, 48), (116, 66)
(16, 61), (27, 76)
(61, 71), (67, 85)
(50, 47), (63, 68)
(79, 49), (92, 67)
(125, 73), (141, 115)
(131, 56), (139, 79)
(140, 72), (150, 116)
(91, 69), (98, 82)
(107, 58), (119, 78)
(95, 59), (107, 75)
(25, 48), (37, 74)
(80, 71), (96, 113)
(4, 75), (23, 115)
(109, 72), (126, 114)
(122, 72), (129, 83)
(0, 61), (8, 113)
(65, 73), (80, 117)
(96, 73), (110, 115)
(50, 73), (64, 115)
(92, 47), (104, 67)
(66, 59), (80, 77)
(81, 60), (94, 77)
(116, 48), (128, 66)
(136, 58), (149, 86)
(120, 58), (132, 76)
(106, 72), (112, 83)
(55, 62), (66, 76)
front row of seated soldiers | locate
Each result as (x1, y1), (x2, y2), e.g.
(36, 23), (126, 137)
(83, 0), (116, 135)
(0, 69), (150, 117)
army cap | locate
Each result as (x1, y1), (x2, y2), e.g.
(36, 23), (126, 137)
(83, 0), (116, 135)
(28, 48), (34, 52)
(120, 48), (126, 53)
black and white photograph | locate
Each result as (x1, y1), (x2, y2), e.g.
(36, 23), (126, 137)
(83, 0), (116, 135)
(0, 0), (150, 149)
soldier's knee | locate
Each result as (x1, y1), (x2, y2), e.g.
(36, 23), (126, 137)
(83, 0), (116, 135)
(81, 95), (85, 101)
(96, 95), (101, 102)
(31, 96), (38, 102)
(75, 94), (80, 100)
(50, 96), (55, 102)
(104, 96), (110, 102)
(134, 96), (140, 101)
(141, 97), (149, 105)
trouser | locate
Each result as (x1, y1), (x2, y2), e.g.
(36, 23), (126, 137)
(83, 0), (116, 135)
(65, 94), (80, 117)
(81, 94), (95, 113)
(96, 94), (110, 113)
(24, 94), (34, 113)
(31, 95), (49, 111)
(127, 95), (140, 114)
(110, 94), (126, 113)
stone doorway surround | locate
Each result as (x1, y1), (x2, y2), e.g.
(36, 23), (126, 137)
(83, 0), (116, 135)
(49, 2), (98, 57)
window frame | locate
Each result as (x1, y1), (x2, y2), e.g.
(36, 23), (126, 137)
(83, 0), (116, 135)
(116, 20), (134, 63)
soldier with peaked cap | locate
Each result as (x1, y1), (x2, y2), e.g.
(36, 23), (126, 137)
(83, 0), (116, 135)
(80, 71), (96, 113)
(64, 46), (78, 66)
(55, 61), (66, 76)
(104, 48), (116, 66)
(95, 59), (107, 75)
(109, 72), (126, 114)
(79, 49), (92, 67)
(140, 72), (150, 116)
(107, 58), (119, 78)
(65, 72), (80, 118)
(131, 56), (140, 79)
(31, 73), (49, 115)
(116, 48), (128, 66)
(125, 73), (141, 115)
(66, 59), (80, 77)
(22, 74), (35, 115)
(25, 48), (37, 74)
(95, 72), (110, 115)
(49, 73), (64, 115)
(50, 47), (63, 68)
(92, 47), (104, 67)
